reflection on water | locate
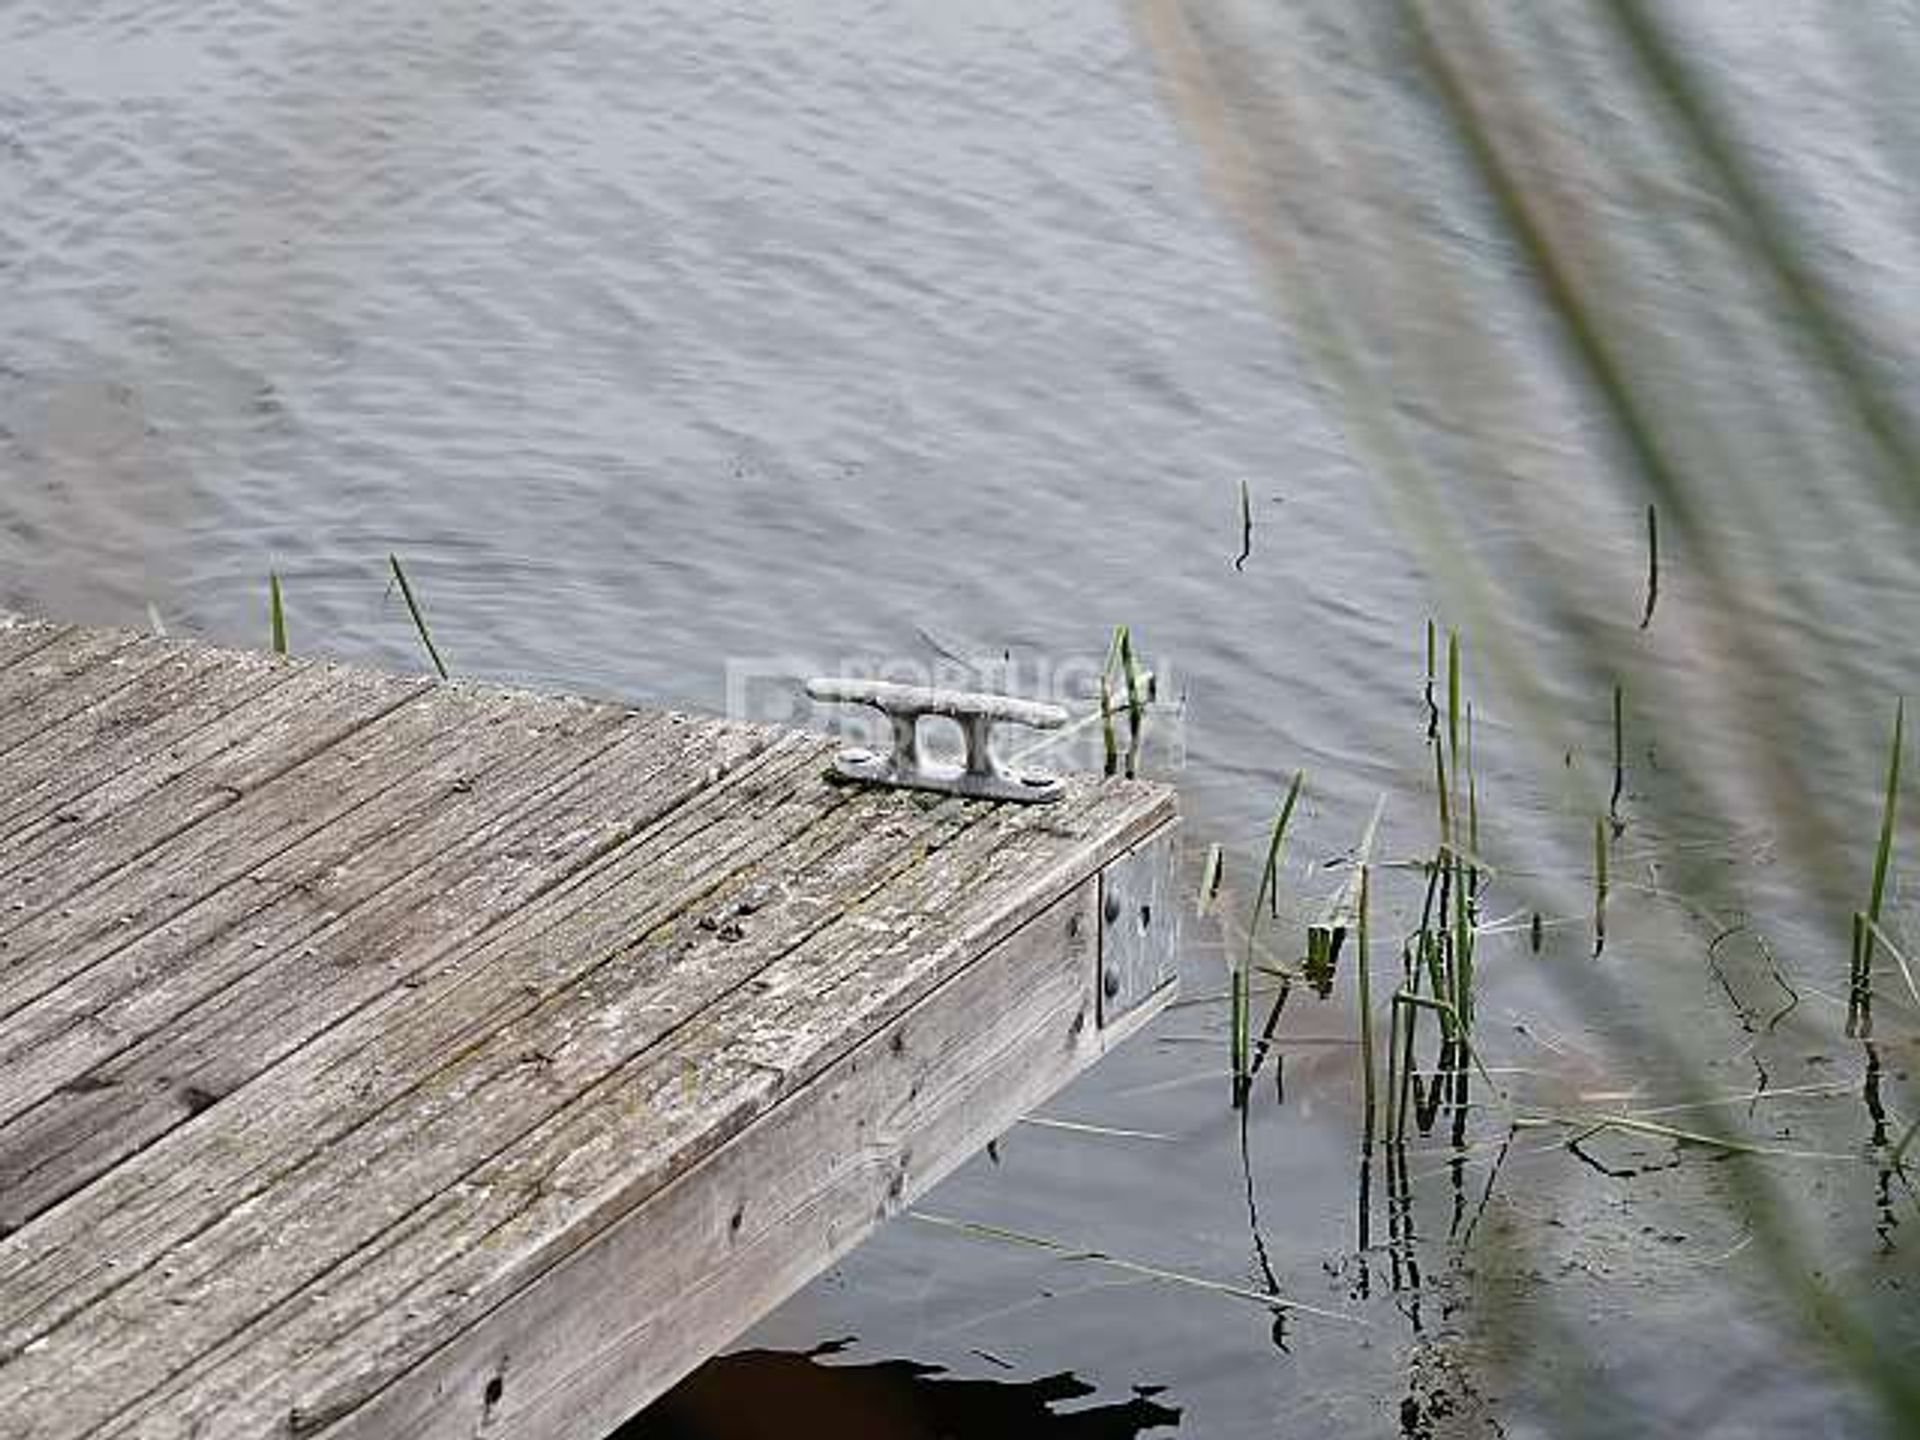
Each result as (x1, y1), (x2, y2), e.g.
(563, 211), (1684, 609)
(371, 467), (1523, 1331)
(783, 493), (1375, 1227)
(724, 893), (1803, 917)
(0, 372), (192, 627)
(618, 1341), (1180, 1440)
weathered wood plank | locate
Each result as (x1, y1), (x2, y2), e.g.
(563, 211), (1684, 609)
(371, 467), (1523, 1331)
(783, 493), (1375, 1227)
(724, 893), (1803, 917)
(0, 682), (632, 1098)
(0, 706), (764, 1221)
(0, 620), (70, 675)
(0, 700), (684, 1222)
(269, 800), (1173, 1436)
(0, 669), (459, 1024)
(345, 882), (1167, 1440)
(0, 630), (173, 756)
(0, 734), (843, 1355)
(0, 756), (961, 1398)
(11, 784), (1167, 1440)
(0, 623), (1178, 1440)
(0, 649), (329, 865)
(0, 642), (302, 845)
(0, 656), (418, 908)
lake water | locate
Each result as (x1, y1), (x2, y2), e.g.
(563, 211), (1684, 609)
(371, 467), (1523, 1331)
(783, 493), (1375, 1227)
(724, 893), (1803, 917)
(5, 2), (1918, 1435)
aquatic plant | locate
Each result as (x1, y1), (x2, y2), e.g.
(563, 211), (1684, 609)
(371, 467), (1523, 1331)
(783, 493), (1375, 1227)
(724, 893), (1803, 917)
(1640, 504), (1659, 630)
(1851, 698), (1904, 1037)
(1355, 861), (1376, 1152)
(1139, 1), (1920, 1416)
(387, 553), (449, 681)
(1234, 478), (1252, 571)
(1236, 770), (1303, 1102)
(268, 573), (287, 656)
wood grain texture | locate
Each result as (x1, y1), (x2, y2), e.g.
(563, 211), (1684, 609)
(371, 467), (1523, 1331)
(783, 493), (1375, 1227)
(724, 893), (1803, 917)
(0, 700), (690, 1224)
(0, 624), (1176, 1440)
(336, 881), (1170, 1440)
(0, 629), (170, 753)
(0, 621), (71, 677)
(0, 643), (301, 846)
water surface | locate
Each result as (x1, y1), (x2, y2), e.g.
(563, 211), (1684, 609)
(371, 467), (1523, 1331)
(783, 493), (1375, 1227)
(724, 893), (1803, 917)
(5, 3), (1917, 1435)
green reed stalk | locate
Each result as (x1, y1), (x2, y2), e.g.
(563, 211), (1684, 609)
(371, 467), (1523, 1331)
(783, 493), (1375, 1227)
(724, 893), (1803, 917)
(1610, 684), (1625, 828)
(1593, 815), (1609, 956)
(1394, 992), (1500, 1091)
(1447, 628), (1461, 793)
(1385, 974), (1402, 1142)
(268, 573), (288, 656)
(388, 553), (449, 680)
(1414, 857), (1454, 1043)
(1418, 922), (1447, 1026)
(1238, 772), (1304, 1096)
(1424, 619), (1438, 741)
(1197, 843), (1224, 918)
(1230, 964), (1249, 1094)
(1252, 771), (1304, 929)
(1863, 697), (1904, 977)
(1852, 697), (1904, 1033)
(1640, 503), (1660, 629)
(1098, 691), (1117, 774)
(1235, 479), (1253, 571)
(1097, 627), (1120, 771)
(1849, 911), (1870, 1039)
(1390, 989), (1409, 1144)
(1096, 624), (1142, 776)
(1357, 864), (1376, 1151)
(1392, 991), (1421, 1145)
(1119, 626), (1146, 736)
(1465, 700), (1479, 863)
(1452, 850), (1474, 1032)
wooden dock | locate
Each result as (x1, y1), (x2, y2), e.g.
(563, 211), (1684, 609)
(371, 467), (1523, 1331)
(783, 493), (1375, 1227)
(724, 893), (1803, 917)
(0, 617), (1177, 1440)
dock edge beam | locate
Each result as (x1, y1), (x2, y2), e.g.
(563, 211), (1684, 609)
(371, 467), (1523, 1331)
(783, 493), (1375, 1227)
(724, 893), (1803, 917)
(1097, 821), (1180, 1029)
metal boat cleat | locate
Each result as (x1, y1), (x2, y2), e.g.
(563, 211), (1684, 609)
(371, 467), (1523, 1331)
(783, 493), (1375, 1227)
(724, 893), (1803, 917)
(804, 677), (1069, 803)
